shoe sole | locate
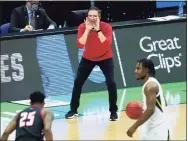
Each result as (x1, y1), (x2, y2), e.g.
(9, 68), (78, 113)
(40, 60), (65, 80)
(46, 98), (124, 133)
(109, 118), (118, 121)
(65, 114), (79, 119)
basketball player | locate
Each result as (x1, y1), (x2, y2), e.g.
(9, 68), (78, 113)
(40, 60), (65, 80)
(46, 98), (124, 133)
(126, 58), (170, 140)
(0, 91), (54, 141)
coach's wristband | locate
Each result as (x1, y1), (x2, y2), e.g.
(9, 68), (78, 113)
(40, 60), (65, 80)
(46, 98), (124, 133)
(97, 29), (101, 33)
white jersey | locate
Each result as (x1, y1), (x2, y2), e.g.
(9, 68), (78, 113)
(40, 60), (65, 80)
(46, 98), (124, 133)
(140, 77), (170, 140)
(141, 77), (166, 129)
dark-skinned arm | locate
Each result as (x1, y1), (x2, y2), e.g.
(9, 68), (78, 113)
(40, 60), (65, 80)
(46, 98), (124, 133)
(0, 114), (18, 141)
(43, 108), (54, 141)
(132, 81), (159, 129)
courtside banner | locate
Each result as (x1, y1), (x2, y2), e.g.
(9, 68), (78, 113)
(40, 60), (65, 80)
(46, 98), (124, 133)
(0, 38), (44, 101)
(114, 21), (186, 87)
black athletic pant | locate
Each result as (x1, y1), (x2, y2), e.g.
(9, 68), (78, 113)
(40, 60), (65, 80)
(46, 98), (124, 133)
(70, 57), (118, 113)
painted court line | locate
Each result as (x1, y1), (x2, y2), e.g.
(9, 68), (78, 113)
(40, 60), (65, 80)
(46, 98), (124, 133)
(1, 112), (16, 116)
(113, 31), (126, 87)
(118, 89), (126, 119)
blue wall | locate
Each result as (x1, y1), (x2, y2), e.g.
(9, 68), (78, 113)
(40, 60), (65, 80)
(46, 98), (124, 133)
(156, 1), (186, 8)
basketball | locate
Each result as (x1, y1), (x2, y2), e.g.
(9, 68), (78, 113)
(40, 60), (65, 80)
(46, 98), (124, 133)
(125, 101), (143, 120)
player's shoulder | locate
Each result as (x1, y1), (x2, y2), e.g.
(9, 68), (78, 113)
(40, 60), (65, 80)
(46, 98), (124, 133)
(146, 81), (158, 87)
(16, 107), (31, 118)
(43, 108), (54, 116)
(22, 106), (43, 113)
(21, 107), (31, 112)
(43, 108), (54, 120)
(145, 80), (159, 93)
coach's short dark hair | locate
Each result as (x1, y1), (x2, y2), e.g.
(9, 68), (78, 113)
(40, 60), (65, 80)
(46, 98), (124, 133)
(29, 91), (46, 104)
(88, 6), (101, 17)
(137, 58), (156, 77)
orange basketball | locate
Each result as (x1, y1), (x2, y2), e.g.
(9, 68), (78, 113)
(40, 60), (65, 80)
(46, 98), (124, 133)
(125, 101), (143, 120)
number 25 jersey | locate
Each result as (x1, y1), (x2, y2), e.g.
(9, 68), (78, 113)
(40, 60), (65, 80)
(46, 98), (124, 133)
(15, 106), (44, 140)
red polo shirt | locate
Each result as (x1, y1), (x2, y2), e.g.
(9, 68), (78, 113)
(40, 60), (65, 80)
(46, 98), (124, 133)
(76, 21), (113, 61)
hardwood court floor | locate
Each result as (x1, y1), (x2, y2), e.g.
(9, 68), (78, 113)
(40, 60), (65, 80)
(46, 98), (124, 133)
(0, 104), (186, 140)
(1, 82), (186, 140)
(51, 104), (186, 140)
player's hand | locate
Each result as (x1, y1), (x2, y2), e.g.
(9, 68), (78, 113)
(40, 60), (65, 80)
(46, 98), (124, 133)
(127, 125), (137, 137)
(93, 17), (100, 31)
(85, 17), (94, 32)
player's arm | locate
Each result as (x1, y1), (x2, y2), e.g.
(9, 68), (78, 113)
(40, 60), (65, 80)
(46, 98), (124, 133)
(132, 81), (158, 129)
(43, 109), (54, 141)
(0, 114), (18, 141)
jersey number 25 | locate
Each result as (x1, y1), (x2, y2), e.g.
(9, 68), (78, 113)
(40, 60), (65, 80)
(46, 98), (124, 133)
(19, 111), (36, 127)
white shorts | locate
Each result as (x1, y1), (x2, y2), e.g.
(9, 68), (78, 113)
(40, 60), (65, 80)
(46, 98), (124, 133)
(139, 123), (170, 140)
